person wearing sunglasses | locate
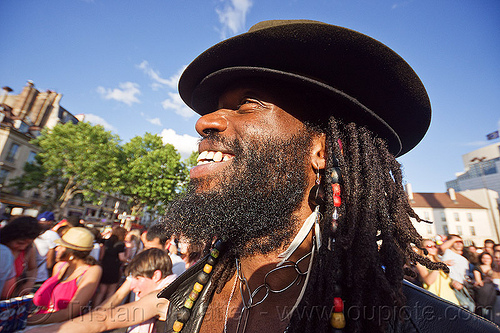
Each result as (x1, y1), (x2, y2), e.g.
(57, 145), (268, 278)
(416, 239), (459, 304)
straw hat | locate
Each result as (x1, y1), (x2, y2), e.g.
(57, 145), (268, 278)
(179, 20), (431, 156)
(54, 227), (94, 251)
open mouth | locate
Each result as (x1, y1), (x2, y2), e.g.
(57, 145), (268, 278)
(196, 150), (234, 165)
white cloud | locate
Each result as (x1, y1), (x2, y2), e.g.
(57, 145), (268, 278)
(216, 0), (253, 39)
(83, 113), (117, 132)
(392, 0), (414, 9)
(147, 117), (162, 126)
(161, 92), (196, 119)
(463, 141), (489, 147)
(139, 112), (163, 126)
(137, 61), (184, 90)
(160, 128), (199, 159)
(97, 82), (141, 106)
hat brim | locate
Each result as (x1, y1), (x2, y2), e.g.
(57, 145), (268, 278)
(192, 66), (402, 155)
(179, 20), (431, 156)
(54, 237), (93, 252)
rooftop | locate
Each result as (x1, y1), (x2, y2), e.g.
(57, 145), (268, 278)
(410, 192), (486, 209)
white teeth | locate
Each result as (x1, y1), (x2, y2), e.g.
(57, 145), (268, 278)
(196, 150), (233, 166)
(213, 151), (223, 162)
(197, 151), (208, 162)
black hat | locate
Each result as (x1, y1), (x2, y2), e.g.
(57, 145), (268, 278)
(179, 20), (431, 156)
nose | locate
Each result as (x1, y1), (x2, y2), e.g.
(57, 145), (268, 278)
(129, 278), (137, 291)
(195, 110), (229, 137)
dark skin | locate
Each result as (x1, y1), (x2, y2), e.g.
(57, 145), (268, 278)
(24, 83), (326, 333)
(193, 84), (326, 333)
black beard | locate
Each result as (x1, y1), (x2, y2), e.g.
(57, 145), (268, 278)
(165, 131), (313, 257)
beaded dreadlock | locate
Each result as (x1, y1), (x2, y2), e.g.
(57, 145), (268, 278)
(206, 117), (447, 333)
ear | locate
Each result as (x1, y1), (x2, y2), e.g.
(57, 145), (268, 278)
(310, 133), (326, 170)
(152, 269), (163, 283)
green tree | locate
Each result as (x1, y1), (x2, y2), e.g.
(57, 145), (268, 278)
(13, 122), (123, 216)
(121, 133), (185, 215)
(177, 150), (199, 193)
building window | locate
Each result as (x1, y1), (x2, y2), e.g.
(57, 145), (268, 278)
(454, 213), (460, 221)
(426, 225), (433, 235)
(441, 212), (446, 222)
(443, 225), (449, 235)
(0, 169), (10, 185)
(424, 212), (430, 220)
(467, 213), (473, 222)
(6, 143), (20, 162)
(27, 151), (37, 164)
(470, 226), (476, 236)
(456, 226), (463, 235)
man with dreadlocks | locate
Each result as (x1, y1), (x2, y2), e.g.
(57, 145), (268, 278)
(155, 20), (499, 333)
(28, 20), (499, 333)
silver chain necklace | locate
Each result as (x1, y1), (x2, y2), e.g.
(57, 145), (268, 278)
(223, 246), (315, 333)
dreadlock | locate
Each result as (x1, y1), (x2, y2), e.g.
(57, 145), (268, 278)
(205, 116), (447, 332)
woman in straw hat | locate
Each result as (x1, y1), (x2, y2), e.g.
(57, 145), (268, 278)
(27, 227), (102, 325)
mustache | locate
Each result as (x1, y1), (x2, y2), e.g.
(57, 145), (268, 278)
(199, 132), (242, 154)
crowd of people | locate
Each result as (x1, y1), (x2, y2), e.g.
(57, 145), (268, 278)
(0, 212), (202, 332)
(2, 211), (500, 331)
(406, 235), (500, 322)
(2, 19), (500, 333)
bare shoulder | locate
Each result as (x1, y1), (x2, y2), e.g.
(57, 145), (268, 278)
(87, 264), (103, 275)
(81, 265), (102, 282)
(52, 261), (66, 275)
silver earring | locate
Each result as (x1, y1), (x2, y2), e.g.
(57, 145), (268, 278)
(308, 168), (324, 206)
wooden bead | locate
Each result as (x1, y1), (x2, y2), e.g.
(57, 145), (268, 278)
(211, 248), (220, 258)
(206, 255), (216, 266)
(177, 307), (191, 323)
(197, 271), (210, 284)
(184, 298), (194, 309)
(188, 290), (199, 301)
(173, 320), (184, 332)
(333, 195), (341, 207)
(193, 282), (204, 293)
(333, 297), (343, 312)
(330, 312), (346, 329)
(203, 264), (213, 274)
(332, 183), (341, 196)
(213, 239), (224, 251)
(333, 284), (342, 295)
(330, 167), (342, 184)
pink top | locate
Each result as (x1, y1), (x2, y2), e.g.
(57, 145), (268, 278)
(14, 250), (26, 278)
(33, 263), (89, 313)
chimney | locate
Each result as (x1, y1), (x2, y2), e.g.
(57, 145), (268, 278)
(406, 183), (414, 201)
(1, 86), (13, 105)
(448, 188), (457, 202)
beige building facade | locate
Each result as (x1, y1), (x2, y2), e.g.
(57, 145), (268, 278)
(0, 81), (132, 224)
(408, 185), (499, 245)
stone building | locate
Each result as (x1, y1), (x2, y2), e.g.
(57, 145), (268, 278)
(0, 81), (130, 224)
(0, 81), (78, 214)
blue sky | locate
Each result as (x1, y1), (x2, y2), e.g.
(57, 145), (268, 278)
(1, 0), (499, 193)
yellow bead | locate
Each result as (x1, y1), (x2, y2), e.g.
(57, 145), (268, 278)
(330, 312), (346, 329)
(203, 264), (213, 274)
(173, 320), (184, 332)
(211, 248), (220, 258)
(193, 282), (204, 293)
